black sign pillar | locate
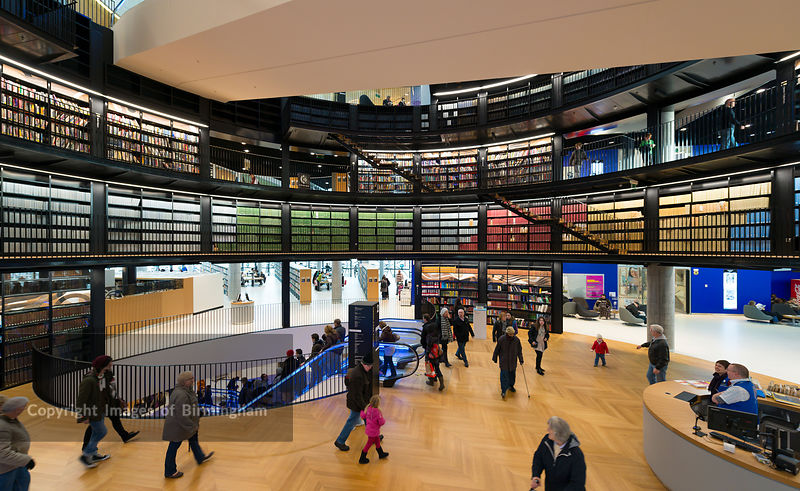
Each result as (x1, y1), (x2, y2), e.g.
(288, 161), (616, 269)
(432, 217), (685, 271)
(348, 301), (379, 394)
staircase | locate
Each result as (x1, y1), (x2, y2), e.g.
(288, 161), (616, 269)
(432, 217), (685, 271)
(486, 193), (624, 255)
(328, 133), (433, 192)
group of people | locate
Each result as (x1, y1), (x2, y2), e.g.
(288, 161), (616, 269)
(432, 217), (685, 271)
(381, 95), (407, 107)
(419, 307), (476, 391)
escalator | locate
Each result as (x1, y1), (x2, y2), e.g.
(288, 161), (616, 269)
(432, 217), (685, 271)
(378, 326), (424, 387)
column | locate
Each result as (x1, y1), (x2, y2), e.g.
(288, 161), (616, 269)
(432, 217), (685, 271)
(121, 266), (137, 287)
(658, 107), (675, 165)
(646, 264), (675, 343)
(229, 263), (242, 301)
(332, 261), (342, 302)
(89, 269), (106, 359)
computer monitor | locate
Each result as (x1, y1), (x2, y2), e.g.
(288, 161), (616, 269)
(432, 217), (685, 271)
(707, 406), (759, 441)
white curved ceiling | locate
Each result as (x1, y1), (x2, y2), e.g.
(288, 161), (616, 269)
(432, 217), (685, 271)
(113, 0), (800, 102)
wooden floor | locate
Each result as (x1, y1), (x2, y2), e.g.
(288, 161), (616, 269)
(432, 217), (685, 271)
(9, 332), (723, 490)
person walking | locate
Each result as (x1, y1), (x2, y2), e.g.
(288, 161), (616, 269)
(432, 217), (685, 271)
(420, 313), (445, 391)
(332, 319), (346, 343)
(492, 312), (517, 343)
(636, 324), (670, 384)
(567, 142), (589, 179)
(380, 276), (390, 299)
(451, 308), (475, 367)
(76, 355), (114, 468)
(82, 369), (139, 452)
(311, 333), (324, 356)
(719, 98), (745, 150)
(530, 416), (586, 490)
(0, 396), (34, 490)
(359, 395), (388, 464)
(528, 317), (550, 376)
(395, 270), (404, 295)
(163, 371), (213, 479)
(591, 334), (609, 367)
(439, 307), (454, 367)
(492, 326), (524, 399)
(379, 324), (400, 378)
(334, 351), (375, 451)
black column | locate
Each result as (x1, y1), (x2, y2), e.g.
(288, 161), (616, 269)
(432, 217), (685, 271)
(477, 204), (487, 251)
(349, 207), (359, 252)
(412, 105), (422, 133)
(281, 260), (291, 329)
(281, 202), (291, 253)
(551, 135), (563, 183)
(89, 268), (106, 359)
(644, 187), (659, 253)
(412, 154), (421, 194)
(349, 105), (358, 131)
(413, 260), (423, 319)
(776, 60), (796, 135)
(412, 206), (422, 252)
(478, 261), (488, 305)
(477, 90), (488, 127)
(551, 74), (563, 109)
(122, 266), (137, 287)
(200, 196), (212, 253)
(429, 100), (438, 131)
(89, 97), (105, 161)
(773, 166), (795, 254)
(281, 145), (291, 190)
(349, 153), (358, 196)
(477, 148), (488, 190)
(198, 127), (211, 180)
(89, 182), (106, 254)
(550, 199), (562, 253)
(550, 262), (563, 334)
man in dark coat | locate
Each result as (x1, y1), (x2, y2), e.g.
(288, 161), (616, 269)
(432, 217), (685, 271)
(636, 324), (670, 384)
(451, 308), (475, 367)
(492, 312), (517, 342)
(719, 98), (745, 150)
(163, 371), (213, 478)
(420, 313), (445, 390)
(492, 326), (524, 398)
(531, 416), (586, 490)
(334, 351), (374, 451)
(76, 355), (113, 468)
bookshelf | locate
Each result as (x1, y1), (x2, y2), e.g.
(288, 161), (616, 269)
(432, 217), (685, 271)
(420, 262), (479, 321)
(487, 203), (551, 252)
(106, 101), (200, 174)
(420, 149), (478, 191)
(420, 206), (478, 251)
(290, 206), (349, 252)
(358, 153), (414, 193)
(486, 137), (552, 187)
(1, 169), (91, 255)
(585, 195), (645, 252)
(487, 263), (552, 330)
(437, 96), (478, 128)
(289, 265), (312, 303)
(0, 65), (91, 155)
(211, 199), (281, 252)
(659, 180), (771, 254)
(332, 172), (348, 192)
(50, 270), (91, 359)
(357, 208), (414, 251)
(358, 264), (379, 301)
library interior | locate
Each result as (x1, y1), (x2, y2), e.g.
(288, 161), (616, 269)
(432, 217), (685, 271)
(0, 1), (798, 490)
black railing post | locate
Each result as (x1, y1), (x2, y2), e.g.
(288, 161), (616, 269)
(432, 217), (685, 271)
(550, 262), (563, 334)
(644, 187), (660, 254)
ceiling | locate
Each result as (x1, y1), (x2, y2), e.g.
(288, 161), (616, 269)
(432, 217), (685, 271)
(112, 0), (800, 102)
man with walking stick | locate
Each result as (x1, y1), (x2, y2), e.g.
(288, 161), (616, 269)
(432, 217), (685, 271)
(492, 326), (524, 399)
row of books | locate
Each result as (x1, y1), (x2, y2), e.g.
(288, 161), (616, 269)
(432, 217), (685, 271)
(1, 79), (47, 103)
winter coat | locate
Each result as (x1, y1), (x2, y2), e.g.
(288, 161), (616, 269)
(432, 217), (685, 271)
(641, 337), (670, 370)
(323, 331), (339, 350)
(76, 370), (104, 422)
(492, 318), (517, 342)
(380, 329), (400, 356)
(162, 385), (200, 442)
(492, 334), (524, 372)
(345, 364), (373, 412)
(0, 415), (31, 475)
(311, 339), (324, 356)
(531, 433), (586, 491)
(420, 318), (440, 351)
(708, 372), (730, 395)
(528, 325), (550, 351)
(568, 147), (589, 167)
(334, 325), (346, 343)
(591, 340), (609, 355)
(451, 315), (474, 343)
(360, 407), (385, 438)
(440, 315), (453, 343)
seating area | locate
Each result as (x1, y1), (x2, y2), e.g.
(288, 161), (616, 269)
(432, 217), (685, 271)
(573, 297), (599, 319)
(619, 306), (646, 325)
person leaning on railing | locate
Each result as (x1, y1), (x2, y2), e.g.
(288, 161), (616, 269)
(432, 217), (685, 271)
(0, 396), (34, 491)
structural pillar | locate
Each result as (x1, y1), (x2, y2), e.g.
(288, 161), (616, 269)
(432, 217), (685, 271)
(229, 263), (242, 301)
(658, 107), (675, 165)
(332, 260), (342, 302)
(121, 266), (137, 287)
(646, 264), (675, 344)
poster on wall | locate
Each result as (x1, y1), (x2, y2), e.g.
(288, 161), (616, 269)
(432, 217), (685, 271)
(585, 275), (604, 299)
(791, 279), (800, 301)
(723, 270), (737, 310)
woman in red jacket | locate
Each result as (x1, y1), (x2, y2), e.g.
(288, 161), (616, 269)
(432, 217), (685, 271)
(591, 334), (609, 367)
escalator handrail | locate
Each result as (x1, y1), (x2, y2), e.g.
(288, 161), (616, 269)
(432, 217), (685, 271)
(376, 341), (422, 382)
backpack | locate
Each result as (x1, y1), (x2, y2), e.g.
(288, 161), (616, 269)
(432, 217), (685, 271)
(425, 343), (441, 379)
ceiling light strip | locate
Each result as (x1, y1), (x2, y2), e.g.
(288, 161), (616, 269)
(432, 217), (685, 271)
(777, 51), (800, 63)
(433, 74), (537, 97)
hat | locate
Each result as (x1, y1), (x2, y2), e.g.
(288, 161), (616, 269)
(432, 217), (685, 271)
(286, 349), (295, 357)
(92, 355), (112, 371)
(1, 396), (28, 414)
(505, 326), (515, 335)
(362, 351), (374, 365)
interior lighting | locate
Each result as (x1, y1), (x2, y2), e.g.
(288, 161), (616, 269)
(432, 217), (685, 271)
(777, 51), (800, 63)
(317, 164), (322, 168)
(756, 89), (766, 94)
(244, 149), (249, 153)
(679, 127), (687, 131)
(433, 74), (537, 97)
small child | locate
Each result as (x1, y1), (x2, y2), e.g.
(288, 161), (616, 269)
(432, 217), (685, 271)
(591, 334), (609, 367)
(359, 395), (388, 464)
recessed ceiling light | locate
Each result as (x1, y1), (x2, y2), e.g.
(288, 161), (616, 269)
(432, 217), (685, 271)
(241, 142), (246, 145)
(244, 149), (249, 153)
(317, 164), (322, 168)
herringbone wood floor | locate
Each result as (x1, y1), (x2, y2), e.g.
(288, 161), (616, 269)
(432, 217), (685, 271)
(9, 332), (728, 490)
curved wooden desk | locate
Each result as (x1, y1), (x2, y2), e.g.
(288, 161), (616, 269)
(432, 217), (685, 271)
(643, 381), (800, 490)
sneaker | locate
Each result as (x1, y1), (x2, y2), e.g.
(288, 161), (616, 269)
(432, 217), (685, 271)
(199, 451), (214, 464)
(501, 391), (506, 399)
(91, 454), (110, 463)
(425, 378), (435, 386)
(165, 471), (184, 479)
(509, 387), (516, 393)
(79, 455), (97, 468)
(123, 431), (140, 443)
(334, 441), (350, 452)
(464, 361), (469, 367)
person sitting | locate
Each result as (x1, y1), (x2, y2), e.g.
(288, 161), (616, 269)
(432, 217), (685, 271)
(593, 294), (612, 319)
(748, 300), (780, 323)
(771, 294), (785, 305)
(707, 359), (730, 395)
(382, 95), (393, 106)
(626, 301), (646, 323)
(711, 363), (758, 415)
(787, 297), (800, 312)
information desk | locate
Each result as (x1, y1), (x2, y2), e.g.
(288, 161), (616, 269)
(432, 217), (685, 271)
(231, 301), (254, 325)
(643, 381), (799, 490)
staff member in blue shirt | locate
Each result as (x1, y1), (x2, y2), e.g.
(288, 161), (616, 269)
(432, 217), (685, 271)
(711, 363), (758, 415)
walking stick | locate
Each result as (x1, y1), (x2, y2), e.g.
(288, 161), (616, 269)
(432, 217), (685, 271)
(521, 363), (531, 399)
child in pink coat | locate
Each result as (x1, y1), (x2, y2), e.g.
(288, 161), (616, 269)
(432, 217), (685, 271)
(359, 395), (388, 463)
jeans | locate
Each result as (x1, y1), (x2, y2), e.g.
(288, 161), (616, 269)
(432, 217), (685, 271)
(500, 370), (516, 393)
(721, 126), (736, 149)
(83, 417), (107, 456)
(594, 353), (606, 366)
(164, 432), (205, 477)
(335, 410), (361, 445)
(0, 467), (30, 491)
(381, 353), (397, 378)
(535, 350), (544, 371)
(646, 363), (668, 385)
(83, 414), (129, 449)
(455, 341), (467, 364)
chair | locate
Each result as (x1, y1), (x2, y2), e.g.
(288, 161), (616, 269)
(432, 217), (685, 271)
(573, 297), (599, 319)
(619, 306), (645, 325)
(563, 302), (577, 316)
(743, 304), (773, 322)
(771, 303), (797, 317)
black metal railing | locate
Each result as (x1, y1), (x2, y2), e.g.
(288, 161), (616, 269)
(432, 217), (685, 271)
(0, 0), (77, 44)
(210, 146), (282, 187)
